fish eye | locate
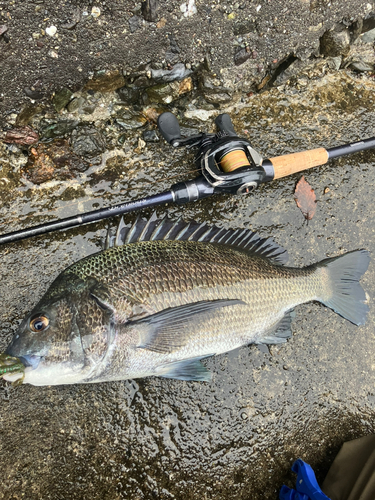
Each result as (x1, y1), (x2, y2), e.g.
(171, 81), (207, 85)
(29, 315), (49, 333)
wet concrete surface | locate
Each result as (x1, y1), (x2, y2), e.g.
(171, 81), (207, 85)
(1, 0), (373, 121)
(0, 70), (375, 499)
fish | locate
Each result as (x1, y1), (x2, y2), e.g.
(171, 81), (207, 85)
(3, 215), (370, 386)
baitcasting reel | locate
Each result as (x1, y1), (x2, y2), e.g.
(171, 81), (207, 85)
(157, 112), (273, 201)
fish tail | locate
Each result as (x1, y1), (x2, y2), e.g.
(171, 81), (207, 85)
(317, 249), (370, 325)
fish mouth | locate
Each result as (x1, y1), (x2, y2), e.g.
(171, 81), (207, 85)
(18, 355), (41, 370)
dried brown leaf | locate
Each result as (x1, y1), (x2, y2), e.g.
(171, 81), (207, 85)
(294, 176), (317, 220)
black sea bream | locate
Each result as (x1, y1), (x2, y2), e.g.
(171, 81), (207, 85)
(5, 216), (370, 386)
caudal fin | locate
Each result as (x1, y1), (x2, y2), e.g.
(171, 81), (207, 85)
(319, 250), (370, 325)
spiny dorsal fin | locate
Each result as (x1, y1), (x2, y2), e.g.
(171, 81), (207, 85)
(104, 213), (288, 265)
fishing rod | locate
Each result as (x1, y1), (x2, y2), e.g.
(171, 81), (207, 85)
(1, 112), (375, 245)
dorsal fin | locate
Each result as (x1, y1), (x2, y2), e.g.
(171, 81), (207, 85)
(104, 213), (288, 265)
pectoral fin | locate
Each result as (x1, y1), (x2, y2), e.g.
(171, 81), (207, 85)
(133, 299), (246, 354)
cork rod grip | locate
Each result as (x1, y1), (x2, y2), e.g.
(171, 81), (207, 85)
(270, 147), (329, 179)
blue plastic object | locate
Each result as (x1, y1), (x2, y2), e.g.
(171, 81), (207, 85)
(279, 459), (331, 500)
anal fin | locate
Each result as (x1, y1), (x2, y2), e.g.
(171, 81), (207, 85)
(157, 356), (213, 382)
(256, 310), (295, 345)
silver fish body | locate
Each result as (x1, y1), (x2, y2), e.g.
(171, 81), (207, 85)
(5, 217), (370, 386)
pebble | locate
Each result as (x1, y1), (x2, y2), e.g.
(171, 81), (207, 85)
(41, 120), (79, 139)
(24, 88), (44, 100)
(91, 6), (101, 18)
(184, 109), (216, 121)
(84, 70), (125, 93)
(143, 130), (159, 142)
(67, 97), (85, 113)
(53, 87), (73, 112)
(129, 16), (142, 33)
(46, 25), (57, 37)
(116, 110), (147, 129)
(151, 63), (191, 82)
(320, 27), (350, 57)
(4, 126), (39, 146)
(361, 27), (375, 43)
(180, 0), (197, 17)
(234, 47), (251, 66)
(0, 25), (8, 36)
(48, 50), (59, 59)
(71, 127), (106, 157)
(349, 60), (374, 72)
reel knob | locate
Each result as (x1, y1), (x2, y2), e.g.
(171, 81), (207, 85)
(157, 112), (182, 147)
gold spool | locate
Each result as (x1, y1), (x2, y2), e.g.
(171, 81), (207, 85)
(219, 149), (251, 173)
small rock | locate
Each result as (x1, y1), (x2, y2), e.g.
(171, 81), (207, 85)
(320, 26), (350, 57)
(326, 56), (342, 71)
(143, 107), (162, 123)
(53, 87), (73, 112)
(180, 0), (197, 17)
(141, 0), (159, 22)
(362, 13), (375, 33)
(0, 25), (8, 36)
(169, 34), (180, 54)
(179, 77), (193, 95)
(48, 50), (59, 59)
(184, 109), (216, 121)
(91, 6), (101, 18)
(46, 25), (57, 37)
(24, 88), (44, 100)
(151, 63), (192, 82)
(85, 71), (126, 93)
(156, 17), (167, 28)
(349, 59), (374, 72)
(41, 120), (79, 139)
(16, 104), (42, 126)
(71, 127), (106, 157)
(116, 110), (147, 129)
(199, 70), (232, 103)
(205, 92), (232, 104)
(67, 97), (85, 113)
(361, 27), (375, 43)
(22, 139), (90, 184)
(129, 15), (142, 33)
(145, 81), (181, 104)
(234, 47), (251, 66)
(143, 130), (159, 142)
(4, 126), (39, 146)
(81, 104), (97, 115)
(117, 86), (141, 105)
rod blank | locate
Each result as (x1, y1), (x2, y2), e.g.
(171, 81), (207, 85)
(0, 191), (174, 245)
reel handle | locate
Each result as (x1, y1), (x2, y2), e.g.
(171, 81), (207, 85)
(215, 114), (237, 137)
(157, 112), (182, 147)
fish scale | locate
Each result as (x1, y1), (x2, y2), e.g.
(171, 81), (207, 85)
(3, 216), (370, 386)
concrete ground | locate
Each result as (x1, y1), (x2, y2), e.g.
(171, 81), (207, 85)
(0, 1), (375, 499)
(0, 69), (374, 499)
